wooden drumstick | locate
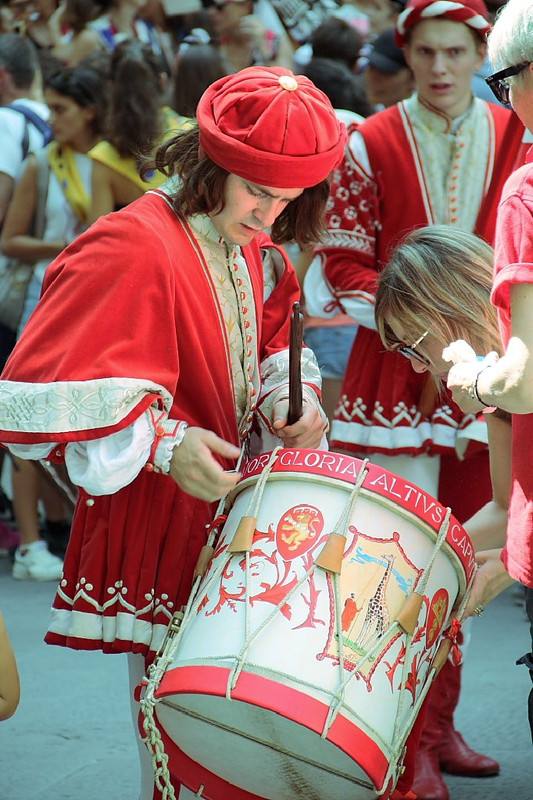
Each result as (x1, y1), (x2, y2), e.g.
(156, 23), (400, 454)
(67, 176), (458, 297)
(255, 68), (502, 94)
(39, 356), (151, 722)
(288, 301), (304, 425)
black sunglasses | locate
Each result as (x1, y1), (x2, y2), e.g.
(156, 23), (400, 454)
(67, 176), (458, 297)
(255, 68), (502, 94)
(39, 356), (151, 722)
(485, 62), (531, 105)
(390, 330), (431, 367)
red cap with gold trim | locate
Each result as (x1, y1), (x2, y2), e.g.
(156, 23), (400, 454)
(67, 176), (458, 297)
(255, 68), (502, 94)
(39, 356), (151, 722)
(196, 66), (347, 189)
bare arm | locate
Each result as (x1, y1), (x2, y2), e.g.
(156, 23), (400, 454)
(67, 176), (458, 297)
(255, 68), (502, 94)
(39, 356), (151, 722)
(87, 161), (116, 225)
(237, 15), (295, 69)
(0, 612), (20, 721)
(446, 284), (533, 414)
(88, 162), (144, 225)
(0, 172), (14, 229)
(1, 158), (65, 261)
(464, 411), (511, 552)
(462, 412), (515, 617)
(270, 28), (295, 70)
(52, 29), (103, 67)
(291, 245), (314, 289)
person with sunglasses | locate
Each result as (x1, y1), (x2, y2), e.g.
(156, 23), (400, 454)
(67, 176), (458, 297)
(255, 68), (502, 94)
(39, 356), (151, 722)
(314, 0), (525, 491)
(374, 224), (516, 799)
(375, 224), (513, 604)
(485, 60), (532, 107)
(305, 1), (527, 797)
(445, 0), (533, 750)
(375, 226), (502, 386)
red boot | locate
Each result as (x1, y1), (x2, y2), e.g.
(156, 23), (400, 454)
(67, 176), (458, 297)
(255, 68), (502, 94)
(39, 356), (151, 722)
(410, 672), (449, 800)
(411, 755), (448, 800)
(437, 660), (500, 777)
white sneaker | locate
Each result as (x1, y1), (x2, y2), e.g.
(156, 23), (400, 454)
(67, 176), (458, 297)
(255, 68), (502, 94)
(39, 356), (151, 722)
(12, 541), (63, 581)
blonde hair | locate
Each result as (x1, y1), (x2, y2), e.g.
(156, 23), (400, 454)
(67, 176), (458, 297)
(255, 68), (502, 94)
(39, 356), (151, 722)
(375, 226), (501, 358)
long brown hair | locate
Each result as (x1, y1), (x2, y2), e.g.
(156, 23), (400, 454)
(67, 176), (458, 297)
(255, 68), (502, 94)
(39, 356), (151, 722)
(107, 40), (164, 159)
(172, 43), (228, 119)
(152, 124), (331, 248)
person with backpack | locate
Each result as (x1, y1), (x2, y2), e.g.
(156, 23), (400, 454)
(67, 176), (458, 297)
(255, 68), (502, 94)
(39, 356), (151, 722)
(0, 35), (51, 225)
(1, 64), (108, 581)
(0, 34), (52, 559)
(0, 34), (51, 364)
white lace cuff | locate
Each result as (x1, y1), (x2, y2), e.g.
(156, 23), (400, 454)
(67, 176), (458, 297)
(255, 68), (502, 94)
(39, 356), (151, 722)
(146, 408), (188, 474)
(8, 408), (189, 496)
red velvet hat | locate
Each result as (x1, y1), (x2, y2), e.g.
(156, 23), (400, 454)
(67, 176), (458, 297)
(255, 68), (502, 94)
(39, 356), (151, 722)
(196, 66), (347, 189)
(396, 0), (491, 47)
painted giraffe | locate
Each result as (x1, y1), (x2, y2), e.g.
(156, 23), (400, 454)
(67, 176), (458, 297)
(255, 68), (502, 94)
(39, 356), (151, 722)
(356, 554), (395, 648)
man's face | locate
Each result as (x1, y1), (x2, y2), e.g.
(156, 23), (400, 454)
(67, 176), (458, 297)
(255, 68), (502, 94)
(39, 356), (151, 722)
(404, 19), (486, 119)
(210, 174), (303, 246)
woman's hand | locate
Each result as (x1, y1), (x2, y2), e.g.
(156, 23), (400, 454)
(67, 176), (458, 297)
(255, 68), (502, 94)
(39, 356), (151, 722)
(443, 340), (498, 412)
(463, 549), (515, 619)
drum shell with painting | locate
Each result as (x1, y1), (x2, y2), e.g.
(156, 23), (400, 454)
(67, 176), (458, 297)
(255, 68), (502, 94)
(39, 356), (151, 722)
(153, 449), (474, 800)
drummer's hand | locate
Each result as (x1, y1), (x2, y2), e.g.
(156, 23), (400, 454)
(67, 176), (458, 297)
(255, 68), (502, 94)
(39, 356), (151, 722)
(443, 340), (498, 413)
(169, 427), (241, 502)
(462, 549), (514, 619)
(271, 398), (325, 449)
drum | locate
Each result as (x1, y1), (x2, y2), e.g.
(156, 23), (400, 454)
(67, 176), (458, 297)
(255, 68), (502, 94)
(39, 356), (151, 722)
(143, 449), (474, 800)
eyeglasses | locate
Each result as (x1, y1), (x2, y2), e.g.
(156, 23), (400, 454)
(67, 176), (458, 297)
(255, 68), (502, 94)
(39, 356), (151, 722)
(485, 62), (531, 105)
(390, 330), (431, 366)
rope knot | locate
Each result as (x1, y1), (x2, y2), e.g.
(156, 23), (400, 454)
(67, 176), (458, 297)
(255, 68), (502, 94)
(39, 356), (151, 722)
(324, 298), (342, 314)
(443, 617), (463, 666)
(207, 514), (228, 534)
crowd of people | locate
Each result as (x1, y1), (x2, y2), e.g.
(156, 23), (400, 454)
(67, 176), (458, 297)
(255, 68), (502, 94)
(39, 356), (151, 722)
(0, 1), (532, 800)
(0, 0), (429, 581)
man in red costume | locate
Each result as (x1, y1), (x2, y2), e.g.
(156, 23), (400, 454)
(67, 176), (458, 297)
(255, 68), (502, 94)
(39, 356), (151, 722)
(303, 1), (526, 798)
(0, 67), (347, 799)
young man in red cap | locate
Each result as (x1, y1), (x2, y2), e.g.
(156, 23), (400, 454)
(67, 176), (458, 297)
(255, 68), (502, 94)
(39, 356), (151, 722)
(304, 1), (526, 798)
(0, 66), (346, 799)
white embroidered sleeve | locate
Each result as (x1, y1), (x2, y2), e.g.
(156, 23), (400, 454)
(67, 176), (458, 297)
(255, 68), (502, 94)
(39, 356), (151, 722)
(303, 254), (341, 319)
(317, 128), (378, 331)
(64, 414), (153, 495)
(8, 442), (56, 460)
(304, 252), (377, 329)
(7, 409), (188, 496)
(336, 295), (377, 330)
